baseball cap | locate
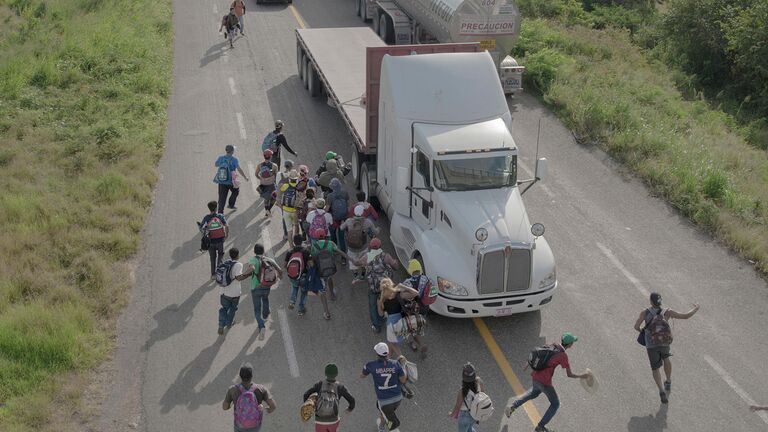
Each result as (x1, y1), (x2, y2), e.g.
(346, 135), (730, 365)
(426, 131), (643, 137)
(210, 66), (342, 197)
(225, 144), (236, 153)
(407, 259), (422, 276)
(374, 342), (389, 356)
(650, 292), (662, 307)
(354, 205), (365, 217)
(263, 149), (273, 159)
(561, 332), (578, 345)
(462, 362), (476, 383)
(325, 151), (337, 160)
(324, 363), (338, 380)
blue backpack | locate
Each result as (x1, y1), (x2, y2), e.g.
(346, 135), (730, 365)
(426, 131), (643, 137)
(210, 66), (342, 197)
(214, 160), (232, 184)
(262, 131), (279, 153)
(330, 194), (347, 221)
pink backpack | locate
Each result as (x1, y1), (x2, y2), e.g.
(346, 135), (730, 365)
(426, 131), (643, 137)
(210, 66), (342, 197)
(234, 384), (263, 429)
(308, 211), (328, 239)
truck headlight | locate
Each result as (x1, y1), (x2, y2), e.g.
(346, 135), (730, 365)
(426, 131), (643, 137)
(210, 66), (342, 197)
(539, 269), (557, 288)
(437, 277), (469, 296)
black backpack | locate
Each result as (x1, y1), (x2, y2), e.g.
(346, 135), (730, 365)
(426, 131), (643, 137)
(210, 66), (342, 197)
(527, 345), (561, 371)
(215, 260), (236, 287)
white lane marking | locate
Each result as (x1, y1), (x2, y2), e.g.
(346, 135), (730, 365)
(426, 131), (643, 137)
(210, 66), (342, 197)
(228, 77), (237, 95)
(596, 242), (650, 297)
(704, 355), (768, 425)
(518, 160), (554, 198)
(278, 310), (300, 378)
(247, 162), (259, 196)
(213, 3), (218, 14)
(236, 113), (247, 140)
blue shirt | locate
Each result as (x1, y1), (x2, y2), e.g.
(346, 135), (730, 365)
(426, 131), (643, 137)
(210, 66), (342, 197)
(362, 359), (404, 403)
(213, 155), (240, 185)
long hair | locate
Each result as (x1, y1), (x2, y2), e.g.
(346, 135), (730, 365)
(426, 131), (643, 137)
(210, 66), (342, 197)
(461, 379), (478, 399)
(379, 278), (399, 300)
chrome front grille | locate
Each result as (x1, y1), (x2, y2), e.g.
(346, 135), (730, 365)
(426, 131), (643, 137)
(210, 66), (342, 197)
(477, 246), (532, 295)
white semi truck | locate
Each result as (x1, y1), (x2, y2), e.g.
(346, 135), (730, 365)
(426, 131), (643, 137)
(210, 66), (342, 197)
(356, 0), (525, 95)
(296, 27), (557, 318)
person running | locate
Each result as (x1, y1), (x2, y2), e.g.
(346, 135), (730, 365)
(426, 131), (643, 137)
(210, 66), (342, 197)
(306, 198), (333, 242)
(284, 234), (311, 315)
(200, 200), (229, 280)
(358, 238), (398, 333)
(218, 248), (250, 335)
(377, 279), (419, 359)
(242, 243), (283, 339)
(256, 149), (279, 218)
(230, 0), (246, 35)
(303, 363), (356, 432)
(341, 205), (379, 280)
(505, 333), (589, 432)
(326, 178), (349, 264)
(214, 145), (249, 213)
(278, 170), (302, 241)
(633, 292), (700, 404)
(309, 230), (354, 305)
(401, 259), (435, 358)
(223, 363), (276, 431)
(219, 8), (241, 48)
(361, 342), (408, 432)
(348, 191), (379, 221)
(449, 363), (486, 432)
(261, 120), (297, 170)
(276, 160), (295, 239)
(317, 158), (344, 197)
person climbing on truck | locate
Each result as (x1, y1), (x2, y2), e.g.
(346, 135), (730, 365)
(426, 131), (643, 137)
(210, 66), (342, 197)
(261, 120), (297, 170)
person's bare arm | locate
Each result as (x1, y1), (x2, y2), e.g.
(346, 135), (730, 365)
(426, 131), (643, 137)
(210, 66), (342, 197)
(265, 398), (276, 413)
(564, 365), (588, 379)
(667, 303), (700, 320)
(449, 390), (463, 417)
(241, 264), (255, 278)
(634, 311), (646, 332)
(377, 297), (385, 316)
(237, 166), (249, 181)
(398, 285), (419, 300)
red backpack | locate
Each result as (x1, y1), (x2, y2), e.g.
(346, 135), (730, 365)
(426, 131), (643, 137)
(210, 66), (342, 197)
(207, 215), (226, 239)
(286, 250), (305, 280)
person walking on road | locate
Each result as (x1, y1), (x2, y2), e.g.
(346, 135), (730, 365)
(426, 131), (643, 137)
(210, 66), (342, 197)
(256, 150), (279, 219)
(261, 120), (297, 170)
(317, 158), (344, 197)
(505, 333), (590, 432)
(634, 292), (700, 404)
(243, 243), (282, 339)
(309, 230), (354, 304)
(219, 8), (241, 48)
(359, 238), (398, 333)
(401, 259), (435, 358)
(377, 279), (419, 359)
(278, 169), (302, 241)
(326, 178), (349, 264)
(284, 234), (311, 315)
(348, 191), (379, 221)
(223, 363), (276, 432)
(276, 160), (295, 239)
(218, 247), (250, 335)
(341, 205), (379, 280)
(361, 342), (408, 432)
(449, 362), (486, 432)
(214, 144), (249, 213)
(303, 363), (356, 432)
(200, 200), (229, 280)
(230, 0), (246, 35)
(306, 198), (332, 242)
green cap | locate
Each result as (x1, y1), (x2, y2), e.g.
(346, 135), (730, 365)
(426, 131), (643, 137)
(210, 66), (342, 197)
(325, 151), (337, 160)
(561, 332), (578, 345)
(324, 363), (338, 380)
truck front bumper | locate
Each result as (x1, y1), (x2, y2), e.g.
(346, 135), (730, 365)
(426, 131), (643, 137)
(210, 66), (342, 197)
(430, 283), (557, 318)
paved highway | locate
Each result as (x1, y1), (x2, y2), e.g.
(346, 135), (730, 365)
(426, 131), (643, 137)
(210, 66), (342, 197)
(99, 0), (768, 431)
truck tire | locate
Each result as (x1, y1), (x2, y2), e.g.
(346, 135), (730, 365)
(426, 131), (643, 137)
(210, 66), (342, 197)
(302, 56), (310, 90)
(379, 14), (394, 45)
(360, 163), (381, 210)
(308, 66), (321, 97)
(297, 45), (304, 81)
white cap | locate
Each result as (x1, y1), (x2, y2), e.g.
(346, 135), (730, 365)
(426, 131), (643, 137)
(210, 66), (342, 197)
(354, 205), (365, 217)
(374, 342), (389, 356)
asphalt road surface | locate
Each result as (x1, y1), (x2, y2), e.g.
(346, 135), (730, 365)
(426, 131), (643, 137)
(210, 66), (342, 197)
(99, 0), (768, 431)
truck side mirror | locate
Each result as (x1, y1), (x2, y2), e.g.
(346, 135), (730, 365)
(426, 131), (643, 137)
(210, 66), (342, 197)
(535, 158), (548, 182)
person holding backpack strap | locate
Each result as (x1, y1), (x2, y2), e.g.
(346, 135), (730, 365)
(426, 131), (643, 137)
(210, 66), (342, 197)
(214, 145), (249, 213)
(200, 200), (230, 280)
(302, 363), (356, 432)
(449, 363), (487, 432)
(359, 238), (398, 333)
(309, 230), (354, 307)
(284, 235), (312, 315)
(241, 243), (283, 339)
(505, 333), (589, 432)
(340, 205), (379, 279)
(633, 292), (700, 404)
(223, 363), (276, 432)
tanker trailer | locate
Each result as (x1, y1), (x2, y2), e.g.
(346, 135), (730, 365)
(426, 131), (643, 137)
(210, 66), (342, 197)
(355, 0), (525, 95)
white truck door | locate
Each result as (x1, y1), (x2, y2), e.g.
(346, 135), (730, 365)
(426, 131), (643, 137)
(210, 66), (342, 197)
(411, 148), (434, 230)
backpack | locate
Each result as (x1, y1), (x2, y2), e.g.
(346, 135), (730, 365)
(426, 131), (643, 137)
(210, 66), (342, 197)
(258, 162), (274, 180)
(281, 185), (298, 208)
(257, 257), (278, 288)
(215, 260), (236, 287)
(262, 131), (279, 153)
(286, 250), (305, 280)
(528, 345), (561, 371)
(309, 211), (328, 239)
(646, 308), (673, 346)
(314, 381), (340, 418)
(466, 390), (494, 423)
(412, 275), (438, 307)
(330, 194), (348, 221)
(207, 215), (226, 239)
(345, 218), (366, 249)
(400, 295), (420, 316)
(314, 241), (337, 278)
(366, 253), (392, 293)
(234, 384), (263, 429)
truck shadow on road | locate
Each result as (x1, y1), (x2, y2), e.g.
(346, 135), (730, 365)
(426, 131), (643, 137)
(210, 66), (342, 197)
(627, 404), (668, 431)
(142, 281), (214, 352)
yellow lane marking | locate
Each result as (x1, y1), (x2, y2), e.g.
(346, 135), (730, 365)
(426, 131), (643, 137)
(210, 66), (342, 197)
(473, 318), (541, 425)
(288, 4), (307, 29)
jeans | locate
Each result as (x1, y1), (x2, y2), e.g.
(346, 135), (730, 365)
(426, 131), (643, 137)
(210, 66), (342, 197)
(458, 410), (477, 432)
(217, 183), (239, 213)
(368, 291), (382, 330)
(289, 277), (308, 311)
(251, 288), (271, 329)
(219, 295), (240, 328)
(330, 225), (346, 253)
(209, 240), (225, 276)
(512, 380), (560, 427)
(238, 15), (244, 33)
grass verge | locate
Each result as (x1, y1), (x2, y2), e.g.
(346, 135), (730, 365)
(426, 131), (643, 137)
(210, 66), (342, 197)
(513, 19), (768, 273)
(0, 0), (171, 429)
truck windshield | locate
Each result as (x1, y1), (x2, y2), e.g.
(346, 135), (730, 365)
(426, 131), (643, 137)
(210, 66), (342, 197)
(433, 155), (517, 191)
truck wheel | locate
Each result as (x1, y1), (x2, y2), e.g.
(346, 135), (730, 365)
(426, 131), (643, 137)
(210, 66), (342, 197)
(308, 66), (321, 97)
(379, 14), (394, 44)
(302, 56), (310, 90)
(360, 163), (381, 210)
(297, 45), (304, 81)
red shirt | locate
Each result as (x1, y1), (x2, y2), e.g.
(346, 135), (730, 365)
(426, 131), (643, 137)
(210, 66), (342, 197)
(531, 348), (569, 386)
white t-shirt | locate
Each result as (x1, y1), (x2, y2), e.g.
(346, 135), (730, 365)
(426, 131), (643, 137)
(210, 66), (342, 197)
(222, 261), (244, 298)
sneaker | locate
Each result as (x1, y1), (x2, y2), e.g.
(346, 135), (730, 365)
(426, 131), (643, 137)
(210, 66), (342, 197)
(262, 311), (270, 320)
(257, 328), (265, 340)
(376, 418), (386, 432)
(660, 391), (668, 404)
(227, 205), (237, 211)
(505, 405), (516, 418)
(288, 303), (295, 310)
(217, 327), (224, 335)
(664, 381), (671, 392)
(535, 426), (554, 432)
(297, 309), (305, 316)
(227, 323), (233, 330)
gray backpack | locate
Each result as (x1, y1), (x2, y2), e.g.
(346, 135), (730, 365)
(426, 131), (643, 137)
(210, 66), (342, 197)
(315, 381), (339, 418)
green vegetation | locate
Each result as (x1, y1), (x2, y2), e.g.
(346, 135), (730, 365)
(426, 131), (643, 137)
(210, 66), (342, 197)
(512, 2), (768, 273)
(0, 0), (171, 428)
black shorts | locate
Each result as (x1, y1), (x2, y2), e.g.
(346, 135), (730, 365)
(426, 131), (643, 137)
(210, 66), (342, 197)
(646, 346), (672, 370)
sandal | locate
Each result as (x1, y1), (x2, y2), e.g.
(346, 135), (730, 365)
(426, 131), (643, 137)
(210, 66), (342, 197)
(323, 312), (331, 320)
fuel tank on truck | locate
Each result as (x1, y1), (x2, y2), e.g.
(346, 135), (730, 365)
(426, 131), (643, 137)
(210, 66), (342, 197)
(397, 0), (521, 54)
